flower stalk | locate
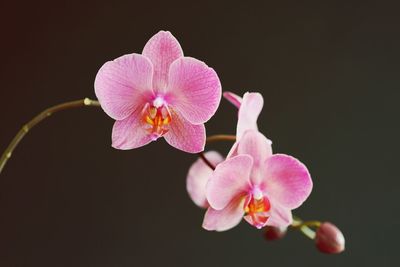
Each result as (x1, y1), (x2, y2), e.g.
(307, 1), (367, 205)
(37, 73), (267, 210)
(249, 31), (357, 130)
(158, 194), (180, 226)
(198, 152), (216, 170)
(0, 98), (100, 175)
(198, 134), (236, 170)
(291, 217), (321, 240)
(206, 134), (236, 143)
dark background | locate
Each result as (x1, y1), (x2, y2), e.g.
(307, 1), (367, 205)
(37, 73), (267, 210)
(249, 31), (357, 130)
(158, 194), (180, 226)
(0, 0), (398, 266)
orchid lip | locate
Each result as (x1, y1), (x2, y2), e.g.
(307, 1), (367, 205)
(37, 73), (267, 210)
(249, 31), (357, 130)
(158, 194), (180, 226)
(142, 100), (172, 139)
(243, 192), (271, 229)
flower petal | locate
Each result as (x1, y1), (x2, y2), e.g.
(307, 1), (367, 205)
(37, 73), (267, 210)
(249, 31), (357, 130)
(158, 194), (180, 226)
(226, 141), (239, 159)
(95, 53), (153, 120)
(206, 155), (253, 210)
(111, 108), (153, 150)
(142, 31), (183, 92)
(223, 91), (242, 109)
(262, 154), (313, 209)
(167, 57), (222, 124)
(202, 197), (245, 232)
(238, 130), (273, 184)
(266, 200), (293, 227)
(237, 92), (264, 139)
(163, 111), (206, 153)
(186, 151), (224, 208)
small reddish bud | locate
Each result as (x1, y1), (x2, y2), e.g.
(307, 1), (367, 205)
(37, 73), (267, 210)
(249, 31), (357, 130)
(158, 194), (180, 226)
(264, 226), (287, 241)
(315, 222), (345, 254)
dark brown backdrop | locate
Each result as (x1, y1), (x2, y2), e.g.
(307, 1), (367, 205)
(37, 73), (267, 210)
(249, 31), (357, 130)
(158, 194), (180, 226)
(0, 0), (398, 266)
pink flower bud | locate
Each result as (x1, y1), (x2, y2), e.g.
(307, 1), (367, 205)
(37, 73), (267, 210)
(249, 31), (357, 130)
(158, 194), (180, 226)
(315, 222), (345, 254)
(264, 226), (287, 241)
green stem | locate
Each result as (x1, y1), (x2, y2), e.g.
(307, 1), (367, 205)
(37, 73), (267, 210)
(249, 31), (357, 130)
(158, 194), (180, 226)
(299, 225), (317, 240)
(0, 98), (100, 175)
(291, 217), (321, 240)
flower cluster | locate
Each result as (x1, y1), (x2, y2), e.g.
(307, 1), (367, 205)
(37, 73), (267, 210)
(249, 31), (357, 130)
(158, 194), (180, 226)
(187, 92), (313, 231)
(94, 31), (344, 253)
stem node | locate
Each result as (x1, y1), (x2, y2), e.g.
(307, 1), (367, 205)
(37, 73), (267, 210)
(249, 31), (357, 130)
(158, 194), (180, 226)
(22, 125), (29, 133)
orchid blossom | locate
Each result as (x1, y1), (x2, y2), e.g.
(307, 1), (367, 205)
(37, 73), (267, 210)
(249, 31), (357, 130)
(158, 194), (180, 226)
(203, 130), (313, 231)
(94, 31), (221, 153)
(187, 91), (312, 231)
(186, 91), (264, 207)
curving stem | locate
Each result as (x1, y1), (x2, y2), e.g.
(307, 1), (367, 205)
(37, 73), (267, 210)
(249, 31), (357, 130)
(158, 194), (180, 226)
(0, 98), (100, 175)
(206, 134), (236, 143)
(197, 134), (236, 170)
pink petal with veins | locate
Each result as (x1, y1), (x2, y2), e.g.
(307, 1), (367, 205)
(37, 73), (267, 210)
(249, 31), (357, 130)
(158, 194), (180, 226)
(238, 130), (273, 184)
(202, 197), (246, 232)
(94, 54), (153, 120)
(237, 92), (264, 139)
(206, 155), (253, 210)
(142, 31), (183, 93)
(167, 57), (221, 124)
(111, 107), (154, 150)
(262, 154), (313, 209)
(266, 200), (293, 227)
(163, 111), (206, 153)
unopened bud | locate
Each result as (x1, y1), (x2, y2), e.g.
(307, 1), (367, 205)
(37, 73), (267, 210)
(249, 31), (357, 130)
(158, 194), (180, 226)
(264, 226), (287, 241)
(315, 222), (345, 254)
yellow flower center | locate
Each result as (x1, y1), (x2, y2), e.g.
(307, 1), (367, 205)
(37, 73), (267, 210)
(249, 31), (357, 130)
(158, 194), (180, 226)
(244, 195), (271, 229)
(143, 104), (172, 139)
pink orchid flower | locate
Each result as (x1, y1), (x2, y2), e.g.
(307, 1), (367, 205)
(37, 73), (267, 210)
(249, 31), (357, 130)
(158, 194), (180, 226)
(94, 31), (222, 153)
(202, 130), (313, 231)
(186, 91), (264, 208)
